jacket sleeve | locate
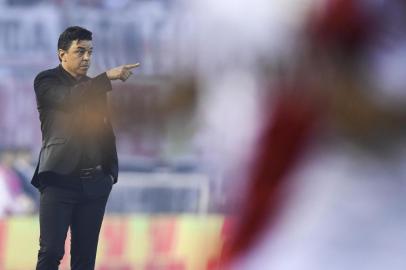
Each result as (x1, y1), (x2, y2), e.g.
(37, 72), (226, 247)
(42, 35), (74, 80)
(34, 71), (112, 111)
(103, 112), (119, 184)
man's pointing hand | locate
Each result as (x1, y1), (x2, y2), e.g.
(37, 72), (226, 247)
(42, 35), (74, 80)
(106, 63), (140, 82)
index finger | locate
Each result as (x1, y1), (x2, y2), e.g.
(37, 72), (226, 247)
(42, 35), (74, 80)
(124, 63), (140, 69)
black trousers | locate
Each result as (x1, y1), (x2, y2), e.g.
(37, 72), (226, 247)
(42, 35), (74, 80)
(36, 168), (112, 270)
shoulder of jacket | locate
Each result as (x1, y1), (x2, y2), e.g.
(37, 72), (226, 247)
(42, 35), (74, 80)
(34, 66), (60, 82)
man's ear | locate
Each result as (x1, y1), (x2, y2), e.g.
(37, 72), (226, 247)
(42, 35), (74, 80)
(58, 49), (66, 62)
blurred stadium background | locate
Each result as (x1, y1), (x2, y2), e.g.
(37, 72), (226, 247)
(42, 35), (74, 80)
(0, 0), (234, 269)
(3, 0), (406, 269)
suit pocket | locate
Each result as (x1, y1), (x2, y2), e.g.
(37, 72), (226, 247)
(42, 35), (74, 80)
(81, 168), (112, 198)
(44, 138), (67, 147)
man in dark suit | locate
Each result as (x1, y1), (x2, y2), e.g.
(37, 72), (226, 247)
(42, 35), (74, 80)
(32, 26), (140, 270)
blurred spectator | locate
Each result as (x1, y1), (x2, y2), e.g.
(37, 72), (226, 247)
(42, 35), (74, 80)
(11, 149), (39, 204)
(0, 152), (36, 217)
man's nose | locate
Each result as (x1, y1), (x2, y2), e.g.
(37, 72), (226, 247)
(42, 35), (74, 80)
(83, 52), (91, 60)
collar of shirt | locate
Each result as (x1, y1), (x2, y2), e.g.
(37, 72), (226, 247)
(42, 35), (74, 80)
(58, 64), (89, 83)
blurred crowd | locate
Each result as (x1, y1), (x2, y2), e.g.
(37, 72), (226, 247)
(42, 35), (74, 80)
(0, 0), (214, 217)
(1, 0), (140, 9)
(0, 150), (37, 217)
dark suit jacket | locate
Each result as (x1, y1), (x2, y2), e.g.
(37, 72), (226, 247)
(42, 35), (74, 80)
(31, 65), (118, 189)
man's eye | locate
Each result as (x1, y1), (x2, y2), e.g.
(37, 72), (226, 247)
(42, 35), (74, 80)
(76, 50), (92, 56)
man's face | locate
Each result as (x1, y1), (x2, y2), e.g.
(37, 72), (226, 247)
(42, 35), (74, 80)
(58, 39), (93, 78)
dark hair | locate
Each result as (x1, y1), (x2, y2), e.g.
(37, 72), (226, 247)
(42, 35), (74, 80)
(57, 26), (92, 61)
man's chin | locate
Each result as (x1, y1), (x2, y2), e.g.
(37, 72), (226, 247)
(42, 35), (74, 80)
(77, 69), (88, 76)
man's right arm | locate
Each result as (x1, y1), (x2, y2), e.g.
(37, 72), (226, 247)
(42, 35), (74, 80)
(35, 63), (140, 111)
(34, 72), (112, 111)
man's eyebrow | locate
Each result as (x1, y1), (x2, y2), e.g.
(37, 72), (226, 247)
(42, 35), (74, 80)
(76, 46), (93, 50)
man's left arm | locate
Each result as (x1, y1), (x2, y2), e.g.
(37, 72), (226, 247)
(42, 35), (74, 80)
(102, 102), (119, 184)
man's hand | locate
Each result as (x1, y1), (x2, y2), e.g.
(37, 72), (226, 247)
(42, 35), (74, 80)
(106, 63), (140, 82)
(109, 174), (115, 185)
